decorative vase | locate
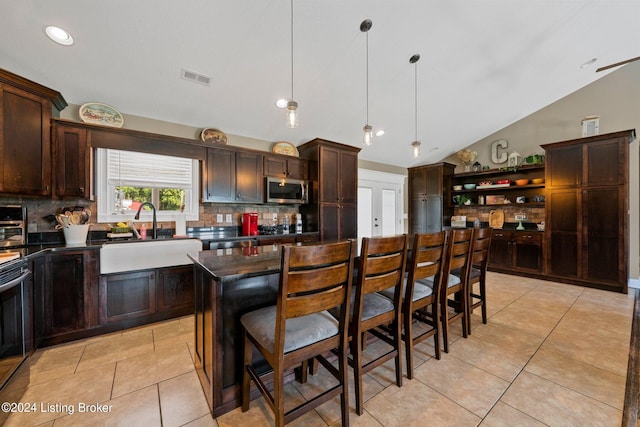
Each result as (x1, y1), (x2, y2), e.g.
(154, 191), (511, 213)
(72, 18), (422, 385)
(464, 163), (471, 172)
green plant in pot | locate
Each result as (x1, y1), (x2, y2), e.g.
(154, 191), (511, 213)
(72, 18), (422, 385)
(524, 153), (544, 165)
(452, 194), (471, 206)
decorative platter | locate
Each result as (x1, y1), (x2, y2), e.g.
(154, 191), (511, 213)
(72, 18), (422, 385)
(200, 128), (228, 145)
(271, 141), (298, 156)
(79, 102), (124, 128)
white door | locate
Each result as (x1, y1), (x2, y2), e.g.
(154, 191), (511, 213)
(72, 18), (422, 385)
(358, 170), (405, 241)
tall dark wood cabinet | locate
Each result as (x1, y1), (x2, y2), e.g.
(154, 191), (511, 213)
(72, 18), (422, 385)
(542, 129), (635, 293)
(298, 138), (360, 241)
(408, 162), (455, 234)
(0, 69), (67, 196)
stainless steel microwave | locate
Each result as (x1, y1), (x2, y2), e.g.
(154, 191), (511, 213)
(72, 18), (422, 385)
(265, 177), (308, 204)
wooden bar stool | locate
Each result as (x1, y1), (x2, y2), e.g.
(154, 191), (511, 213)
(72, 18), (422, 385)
(349, 234), (408, 415)
(240, 240), (355, 427)
(454, 226), (492, 333)
(439, 228), (474, 353)
(399, 231), (447, 378)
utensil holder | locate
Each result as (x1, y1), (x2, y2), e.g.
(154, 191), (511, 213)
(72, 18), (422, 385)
(63, 224), (90, 244)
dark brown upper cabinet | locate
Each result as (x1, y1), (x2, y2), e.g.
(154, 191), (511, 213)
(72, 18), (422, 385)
(263, 155), (308, 180)
(0, 69), (67, 196)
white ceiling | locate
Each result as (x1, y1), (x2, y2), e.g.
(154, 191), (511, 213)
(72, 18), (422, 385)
(1, 1), (638, 168)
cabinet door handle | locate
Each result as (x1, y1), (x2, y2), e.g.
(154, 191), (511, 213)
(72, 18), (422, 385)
(79, 187), (85, 194)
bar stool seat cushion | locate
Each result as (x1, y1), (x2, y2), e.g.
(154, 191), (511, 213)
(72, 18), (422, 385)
(379, 278), (433, 302)
(241, 306), (338, 354)
(330, 291), (394, 322)
(451, 266), (481, 280)
(361, 293), (395, 321)
(417, 274), (461, 289)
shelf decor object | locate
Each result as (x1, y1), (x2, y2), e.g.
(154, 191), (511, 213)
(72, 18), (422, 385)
(491, 139), (508, 164)
(271, 141), (298, 156)
(200, 128), (227, 145)
(457, 149), (477, 172)
(79, 102), (124, 128)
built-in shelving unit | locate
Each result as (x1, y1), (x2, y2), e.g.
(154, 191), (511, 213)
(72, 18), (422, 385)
(450, 165), (545, 208)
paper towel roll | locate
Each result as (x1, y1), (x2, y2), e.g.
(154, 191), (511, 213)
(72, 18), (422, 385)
(175, 213), (187, 236)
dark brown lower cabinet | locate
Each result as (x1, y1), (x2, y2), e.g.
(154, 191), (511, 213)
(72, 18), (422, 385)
(99, 265), (194, 324)
(34, 248), (194, 347)
(488, 230), (543, 275)
(33, 249), (99, 346)
(100, 271), (156, 323)
(158, 266), (196, 311)
(318, 203), (356, 241)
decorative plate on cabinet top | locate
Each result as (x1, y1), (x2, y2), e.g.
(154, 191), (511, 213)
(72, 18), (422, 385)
(272, 141), (298, 156)
(200, 128), (227, 144)
(79, 102), (124, 128)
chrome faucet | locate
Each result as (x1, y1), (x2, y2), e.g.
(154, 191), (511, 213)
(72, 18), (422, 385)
(134, 202), (157, 239)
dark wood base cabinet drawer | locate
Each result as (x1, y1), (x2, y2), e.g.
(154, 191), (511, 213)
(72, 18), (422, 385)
(99, 265), (194, 324)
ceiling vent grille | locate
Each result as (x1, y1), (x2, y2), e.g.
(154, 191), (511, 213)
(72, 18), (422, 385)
(180, 68), (212, 86)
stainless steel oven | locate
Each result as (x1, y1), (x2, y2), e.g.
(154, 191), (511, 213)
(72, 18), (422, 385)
(0, 206), (26, 248)
(0, 258), (32, 399)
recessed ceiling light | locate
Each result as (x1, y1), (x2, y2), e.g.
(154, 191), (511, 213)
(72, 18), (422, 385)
(44, 25), (74, 46)
(275, 98), (288, 109)
(375, 130), (385, 137)
(580, 58), (597, 69)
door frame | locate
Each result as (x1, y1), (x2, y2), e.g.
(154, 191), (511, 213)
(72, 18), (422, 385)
(358, 169), (406, 239)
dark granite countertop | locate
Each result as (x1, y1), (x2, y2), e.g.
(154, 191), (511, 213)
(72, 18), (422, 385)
(189, 244), (282, 282)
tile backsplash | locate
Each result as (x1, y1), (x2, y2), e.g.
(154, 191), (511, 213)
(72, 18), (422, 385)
(454, 205), (545, 225)
(0, 196), (301, 233)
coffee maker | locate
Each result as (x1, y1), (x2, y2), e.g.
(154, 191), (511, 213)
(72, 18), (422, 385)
(242, 213), (258, 236)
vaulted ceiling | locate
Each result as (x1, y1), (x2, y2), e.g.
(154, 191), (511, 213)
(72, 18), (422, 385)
(1, 1), (638, 167)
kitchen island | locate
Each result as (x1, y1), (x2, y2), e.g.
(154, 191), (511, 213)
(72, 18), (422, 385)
(189, 245), (285, 416)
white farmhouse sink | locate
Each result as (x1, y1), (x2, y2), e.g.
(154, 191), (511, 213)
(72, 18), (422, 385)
(100, 238), (202, 274)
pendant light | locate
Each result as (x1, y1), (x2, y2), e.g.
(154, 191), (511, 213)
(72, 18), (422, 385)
(410, 54), (421, 158)
(286, 0), (299, 128)
(361, 19), (373, 145)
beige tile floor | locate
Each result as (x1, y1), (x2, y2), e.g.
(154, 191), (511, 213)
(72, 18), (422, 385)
(0, 272), (634, 426)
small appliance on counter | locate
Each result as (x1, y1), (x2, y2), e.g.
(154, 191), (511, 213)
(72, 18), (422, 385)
(242, 213), (258, 236)
(0, 205), (27, 248)
(295, 213), (303, 234)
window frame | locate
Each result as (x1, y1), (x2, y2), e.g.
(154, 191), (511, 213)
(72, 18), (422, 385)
(95, 148), (200, 224)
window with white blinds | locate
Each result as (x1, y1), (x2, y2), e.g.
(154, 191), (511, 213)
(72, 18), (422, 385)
(105, 150), (193, 189)
(96, 148), (199, 223)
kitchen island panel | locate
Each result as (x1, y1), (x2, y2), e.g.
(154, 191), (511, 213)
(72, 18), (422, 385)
(191, 245), (283, 416)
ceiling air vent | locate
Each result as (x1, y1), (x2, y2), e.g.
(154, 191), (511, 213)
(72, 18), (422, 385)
(180, 68), (212, 86)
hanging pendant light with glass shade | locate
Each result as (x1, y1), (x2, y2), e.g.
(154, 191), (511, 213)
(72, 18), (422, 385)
(286, 0), (299, 128)
(361, 19), (373, 145)
(410, 54), (421, 158)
